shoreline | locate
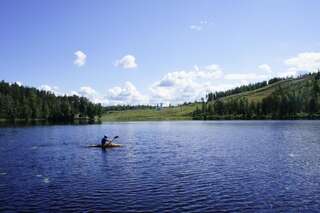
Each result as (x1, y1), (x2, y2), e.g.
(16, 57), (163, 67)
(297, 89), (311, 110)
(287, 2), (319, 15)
(1, 115), (320, 125)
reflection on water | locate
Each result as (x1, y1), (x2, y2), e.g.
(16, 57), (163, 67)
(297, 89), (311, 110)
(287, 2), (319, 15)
(0, 119), (102, 127)
(0, 121), (320, 211)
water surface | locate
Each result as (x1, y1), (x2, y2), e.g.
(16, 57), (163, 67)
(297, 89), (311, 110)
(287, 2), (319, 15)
(0, 121), (320, 211)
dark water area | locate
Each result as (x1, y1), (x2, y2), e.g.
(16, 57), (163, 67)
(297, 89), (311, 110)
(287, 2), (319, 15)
(0, 119), (101, 127)
(0, 121), (320, 212)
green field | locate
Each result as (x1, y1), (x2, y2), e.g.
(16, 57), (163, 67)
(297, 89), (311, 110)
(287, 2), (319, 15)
(101, 75), (315, 121)
(101, 103), (200, 121)
(223, 77), (310, 102)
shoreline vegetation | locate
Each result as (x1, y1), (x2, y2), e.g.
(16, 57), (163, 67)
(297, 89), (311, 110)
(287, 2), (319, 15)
(0, 80), (103, 123)
(0, 118), (102, 127)
(192, 72), (320, 120)
(1, 71), (320, 124)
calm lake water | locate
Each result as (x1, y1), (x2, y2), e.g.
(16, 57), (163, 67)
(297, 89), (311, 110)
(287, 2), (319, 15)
(0, 121), (320, 212)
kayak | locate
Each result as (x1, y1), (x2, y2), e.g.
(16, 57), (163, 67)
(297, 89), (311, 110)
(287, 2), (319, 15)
(88, 143), (122, 148)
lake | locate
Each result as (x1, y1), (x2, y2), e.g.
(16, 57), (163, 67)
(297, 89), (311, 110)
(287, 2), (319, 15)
(0, 121), (320, 211)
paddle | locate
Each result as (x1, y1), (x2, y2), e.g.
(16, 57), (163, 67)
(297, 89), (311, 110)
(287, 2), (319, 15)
(111, 136), (119, 142)
(109, 135), (119, 144)
(104, 135), (120, 147)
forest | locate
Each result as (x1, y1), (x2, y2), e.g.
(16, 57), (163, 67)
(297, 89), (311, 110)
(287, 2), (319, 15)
(205, 77), (292, 102)
(0, 81), (103, 122)
(193, 72), (320, 120)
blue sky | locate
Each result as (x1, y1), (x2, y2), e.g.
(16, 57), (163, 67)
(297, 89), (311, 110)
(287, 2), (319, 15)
(1, 0), (320, 105)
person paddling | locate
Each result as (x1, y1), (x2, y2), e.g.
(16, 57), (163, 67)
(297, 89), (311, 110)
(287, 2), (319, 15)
(88, 136), (120, 148)
(101, 135), (112, 147)
(100, 135), (119, 148)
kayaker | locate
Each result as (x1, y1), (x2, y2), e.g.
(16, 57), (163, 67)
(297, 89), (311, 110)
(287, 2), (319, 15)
(101, 135), (108, 146)
(101, 135), (112, 147)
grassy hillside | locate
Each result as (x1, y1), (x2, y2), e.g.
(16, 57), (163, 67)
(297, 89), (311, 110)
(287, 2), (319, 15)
(101, 74), (316, 121)
(101, 103), (199, 121)
(223, 76), (311, 103)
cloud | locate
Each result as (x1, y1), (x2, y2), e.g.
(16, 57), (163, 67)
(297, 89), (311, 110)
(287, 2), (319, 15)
(79, 86), (96, 96)
(69, 91), (81, 96)
(200, 20), (208, 25)
(38, 85), (60, 95)
(149, 63), (280, 104)
(78, 86), (103, 103)
(189, 20), (209, 31)
(150, 64), (225, 104)
(274, 52), (320, 78)
(115, 55), (137, 69)
(15, 81), (22, 86)
(224, 73), (268, 81)
(73, 82), (147, 105)
(106, 81), (148, 105)
(285, 52), (320, 72)
(189, 25), (203, 31)
(74, 50), (87, 67)
(258, 64), (272, 73)
(40, 51), (320, 106)
(276, 70), (297, 78)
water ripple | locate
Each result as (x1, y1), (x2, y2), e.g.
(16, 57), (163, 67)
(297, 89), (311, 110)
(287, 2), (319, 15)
(0, 121), (320, 211)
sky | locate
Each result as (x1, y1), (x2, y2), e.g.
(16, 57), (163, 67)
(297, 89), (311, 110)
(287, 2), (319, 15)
(1, 0), (320, 105)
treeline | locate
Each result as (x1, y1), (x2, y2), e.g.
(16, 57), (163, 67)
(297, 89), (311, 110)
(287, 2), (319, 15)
(206, 73), (314, 102)
(103, 105), (155, 112)
(193, 72), (320, 119)
(206, 81), (268, 101)
(0, 81), (103, 121)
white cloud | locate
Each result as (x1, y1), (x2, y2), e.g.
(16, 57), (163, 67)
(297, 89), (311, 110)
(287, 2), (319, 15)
(150, 64), (225, 104)
(276, 70), (297, 78)
(285, 52), (320, 72)
(224, 73), (268, 81)
(79, 86), (96, 96)
(200, 20), (208, 25)
(189, 20), (209, 31)
(115, 55), (137, 69)
(274, 51), (320, 78)
(189, 25), (203, 31)
(149, 63), (279, 104)
(106, 81), (148, 105)
(78, 86), (103, 103)
(15, 81), (22, 86)
(74, 50), (87, 67)
(38, 85), (60, 95)
(258, 64), (272, 73)
(73, 82), (147, 105)
(39, 51), (320, 105)
(69, 91), (81, 96)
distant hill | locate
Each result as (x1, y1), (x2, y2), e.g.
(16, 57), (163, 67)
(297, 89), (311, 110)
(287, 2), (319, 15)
(102, 72), (320, 121)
